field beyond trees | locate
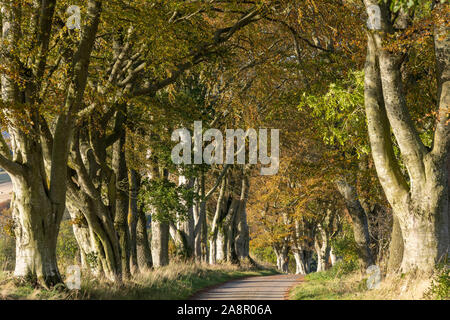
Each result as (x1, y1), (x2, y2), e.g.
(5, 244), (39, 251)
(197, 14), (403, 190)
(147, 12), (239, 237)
(0, 0), (449, 301)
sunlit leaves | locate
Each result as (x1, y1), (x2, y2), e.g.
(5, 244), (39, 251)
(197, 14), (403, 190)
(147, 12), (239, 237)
(298, 70), (368, 158)
(138, 177), (196, 223)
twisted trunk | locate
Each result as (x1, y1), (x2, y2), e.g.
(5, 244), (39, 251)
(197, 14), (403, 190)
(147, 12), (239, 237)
(65, 111), (126, 281)
(11, 173), (62, 287)
(210, 177), (240, 264)
(66, 205), (99, 276)
(273, 242), (289, 273)
(314, 228), (329, 272)
(336, 178), (374, 268)
(112, 132), (131, 278)
(0, 0), (102, 287)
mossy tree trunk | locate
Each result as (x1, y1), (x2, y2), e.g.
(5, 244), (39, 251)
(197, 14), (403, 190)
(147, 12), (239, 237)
(336, 178), (374, 268)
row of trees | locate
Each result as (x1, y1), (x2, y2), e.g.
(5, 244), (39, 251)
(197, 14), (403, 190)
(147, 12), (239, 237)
(0, 0), (284, 287)
(248, 0), (449, 276)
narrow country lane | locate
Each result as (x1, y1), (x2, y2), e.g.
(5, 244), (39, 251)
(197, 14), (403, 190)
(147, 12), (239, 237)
(192, 274), (303, 300)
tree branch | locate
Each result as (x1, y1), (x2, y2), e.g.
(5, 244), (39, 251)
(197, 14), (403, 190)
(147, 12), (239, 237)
(364, 33), (409, 205)
(34, 0), (57, 83)
(205, 164), (231, 200)
(0, 153), (24, 177)
(264, 17), (333, 53)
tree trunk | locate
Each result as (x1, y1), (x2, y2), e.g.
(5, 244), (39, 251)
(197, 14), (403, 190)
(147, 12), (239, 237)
(209, 178), (227, 264)
(193, 173), (211, 262)
(216, 227), (227, 262)
(274, 243), (289, 273)
(329, 247), (338, 266)
(213, 182), (240, 264)
(314, 245), (326, 272)
(11, 175), (62, 287)
(65, 204), (100, 276)
(225, 200), (239, 264)
(0, 0), (102, 287)
(363, 2), (449, 272)
(200, 210), (208, 263)
(151, 217), (169, 267)
(305, 251), (313, 273)
(129, 170), (139, 274)
(66, 122), (125, 282)
(193, 194), (207, 261)
(130, 169), (152, 273)
(170, 176), (195, 258)
(136, 208), (152, 271)
(209, 238), (217, 265)
(66, 187), (122, 281)
(235, 175), (250, 261)
(293, 250), (309, 275)
(387, 214), (404, 273)
(292, 220), (314, 274)
(194, 172), (208, 261)
(399, 191), (448, 272)
(336, 178), (374, 268)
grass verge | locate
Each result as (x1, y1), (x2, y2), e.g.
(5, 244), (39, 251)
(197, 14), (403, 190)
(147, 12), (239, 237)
(289, 263), (448, 300)
(0, 262), (277, 300)
(289, 269), (365, 300)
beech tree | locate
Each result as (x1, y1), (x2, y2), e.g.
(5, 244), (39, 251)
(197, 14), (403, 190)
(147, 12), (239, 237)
(1, 0), (446, 292)
(0, 0), (102, 287)
(363, 0), (449, 272)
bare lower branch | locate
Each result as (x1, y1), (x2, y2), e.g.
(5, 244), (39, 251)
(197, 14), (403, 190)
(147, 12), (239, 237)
(0, 153), (24, 176)
(205, 164), (231, 200)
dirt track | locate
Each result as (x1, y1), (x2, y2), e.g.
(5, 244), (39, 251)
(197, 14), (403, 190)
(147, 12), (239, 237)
(192, 274), (302, 300)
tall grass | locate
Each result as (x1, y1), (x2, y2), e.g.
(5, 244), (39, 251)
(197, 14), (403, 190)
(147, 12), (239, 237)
(290, 261), (447, 300)
(80, 261), (276, 300)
